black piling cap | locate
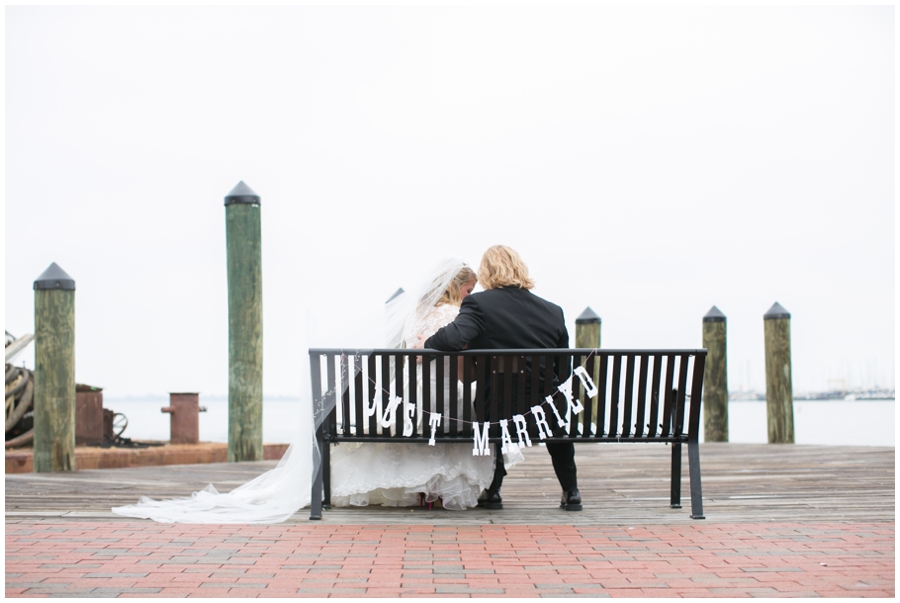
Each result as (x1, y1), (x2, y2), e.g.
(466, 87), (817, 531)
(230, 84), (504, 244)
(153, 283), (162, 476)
(224, 181), (261, 206)
(386, 288), (405, 304)
(575, 306), (601, 324)
(703, 306), (726, 323)
(34, 262), (75, 291)
(764, 302), (791, 320)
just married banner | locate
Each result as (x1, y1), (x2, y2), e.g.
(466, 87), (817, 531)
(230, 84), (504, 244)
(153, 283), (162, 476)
(361, 364), (599, 456)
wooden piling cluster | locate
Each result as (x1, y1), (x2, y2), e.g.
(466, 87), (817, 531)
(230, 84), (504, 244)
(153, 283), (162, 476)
(24, 182), (269, 473)
(699, 302), (795, 444)
(574, 302), (796, 445)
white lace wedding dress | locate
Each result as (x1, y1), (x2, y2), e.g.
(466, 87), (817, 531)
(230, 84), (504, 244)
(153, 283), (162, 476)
(329, 304), (496, 511)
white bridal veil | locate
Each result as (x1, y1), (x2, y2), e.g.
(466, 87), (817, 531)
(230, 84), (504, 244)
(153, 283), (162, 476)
(111, 258), (470, 524)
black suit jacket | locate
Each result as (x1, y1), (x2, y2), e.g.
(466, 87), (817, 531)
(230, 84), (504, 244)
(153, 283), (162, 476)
(423, 287), (569, 352)
(423, 287), (571, 433)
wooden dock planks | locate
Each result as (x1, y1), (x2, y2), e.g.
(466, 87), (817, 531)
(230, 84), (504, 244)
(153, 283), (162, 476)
(5, 443), (894, 526)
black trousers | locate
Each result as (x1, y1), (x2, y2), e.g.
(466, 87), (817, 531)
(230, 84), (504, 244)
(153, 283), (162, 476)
(488, 441), (578, 493)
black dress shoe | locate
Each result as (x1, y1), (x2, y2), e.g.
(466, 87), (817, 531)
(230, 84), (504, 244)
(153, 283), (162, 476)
(477, 490), (503, 510)
(560, 490), (582, 511)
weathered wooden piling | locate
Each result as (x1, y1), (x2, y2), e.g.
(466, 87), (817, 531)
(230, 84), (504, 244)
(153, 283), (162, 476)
(33, 263), (76, 472)
(764, 302), (794, 444)
(702, 306), (728, 442)
(225, 182), (263, 462)
(575, 307), (601, 418)
(575, 307), (601, 349)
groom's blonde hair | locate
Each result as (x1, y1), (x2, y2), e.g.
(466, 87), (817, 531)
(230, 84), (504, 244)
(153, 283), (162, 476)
(478, 245), (535, 290)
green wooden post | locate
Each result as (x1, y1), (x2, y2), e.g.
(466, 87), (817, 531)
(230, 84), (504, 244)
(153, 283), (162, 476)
(575, 307), (601, 349)
(33, 263), (76, 472)
(764, 302), (794, 444)
(225, 181), (263, 462)
(702, 306), (728, 442)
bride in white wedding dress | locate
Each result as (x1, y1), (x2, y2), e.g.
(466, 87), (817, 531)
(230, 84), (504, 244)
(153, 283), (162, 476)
(111, 259), (503, 523)
(329, 262), (495, 510)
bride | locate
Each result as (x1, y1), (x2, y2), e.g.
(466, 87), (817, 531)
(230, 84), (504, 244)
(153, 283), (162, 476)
(112, 258), (503, 523)
(329, 260), (494, 510)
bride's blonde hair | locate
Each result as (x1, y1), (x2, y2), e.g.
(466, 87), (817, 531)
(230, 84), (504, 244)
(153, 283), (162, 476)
(436, 266), (477, 307)
(478, 245), (534, 290)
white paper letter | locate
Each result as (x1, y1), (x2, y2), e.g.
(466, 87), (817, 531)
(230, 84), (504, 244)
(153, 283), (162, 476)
(380, 395), (403, 429)
(573, 366), (599, 398)
(402, 400), (416, 437)
(428, 413), (442, 446)
(513, 414), (532, 448)
(472, 422), (490, 456)
(366, 396), (378, 420)
(499, 419), (518, 455)
(546, 394), (569, 430)
(531, 405), (552, 440)
(558, 377), (584, 415)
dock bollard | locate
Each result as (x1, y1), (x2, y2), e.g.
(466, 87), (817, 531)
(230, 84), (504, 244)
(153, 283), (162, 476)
(225, 181), (263, 462)
(764, 302), (794, 444)
(702, 306), (728, 442)
(161, 393), (206, 444)
(33, 263), (76, 472)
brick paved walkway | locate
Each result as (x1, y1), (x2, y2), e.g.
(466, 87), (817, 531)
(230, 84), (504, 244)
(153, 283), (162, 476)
(6, 521), (894, 597)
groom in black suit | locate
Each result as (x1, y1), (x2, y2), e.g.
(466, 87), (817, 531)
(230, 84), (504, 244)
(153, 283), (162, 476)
(423, 245), (581, 511)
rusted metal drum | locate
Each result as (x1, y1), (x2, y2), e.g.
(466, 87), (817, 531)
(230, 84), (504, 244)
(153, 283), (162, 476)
(74, 385), (103, 445)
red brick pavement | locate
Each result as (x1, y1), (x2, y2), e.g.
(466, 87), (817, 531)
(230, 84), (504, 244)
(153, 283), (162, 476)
(5, 521), (894, 597)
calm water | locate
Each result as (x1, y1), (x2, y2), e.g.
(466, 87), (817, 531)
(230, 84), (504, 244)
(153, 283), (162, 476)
(105, 397), (894, 447)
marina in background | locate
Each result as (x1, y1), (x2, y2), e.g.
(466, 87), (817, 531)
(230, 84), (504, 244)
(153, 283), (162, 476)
(731, 388), (895, 401)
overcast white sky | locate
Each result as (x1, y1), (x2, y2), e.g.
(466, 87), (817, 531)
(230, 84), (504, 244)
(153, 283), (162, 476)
(5, 4), (895, 398)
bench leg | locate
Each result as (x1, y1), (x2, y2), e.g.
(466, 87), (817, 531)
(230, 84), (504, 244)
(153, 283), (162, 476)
(323, 442), (332, 511)
(688, 440), (705, 519)
(309, 459), (323, 520)
(310, 433), (325, 520)
(670, 442), (682, 509)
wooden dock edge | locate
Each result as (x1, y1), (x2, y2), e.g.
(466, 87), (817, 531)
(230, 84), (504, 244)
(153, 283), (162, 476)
(5, 442), (289, 474)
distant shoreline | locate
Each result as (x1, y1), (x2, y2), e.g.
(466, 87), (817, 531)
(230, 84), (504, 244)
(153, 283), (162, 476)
(103, 395), (305, 402)
(104, 394), (895, 403)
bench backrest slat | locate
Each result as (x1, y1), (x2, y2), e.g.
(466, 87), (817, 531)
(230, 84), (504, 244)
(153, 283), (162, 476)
(621, 354), (636, 438)
(572, 351), (589, 437)
(676, 354), (691, 434)
(647, 354), (662, 437)
(609, 355), (623, 436)
(634, 353), (649, 437)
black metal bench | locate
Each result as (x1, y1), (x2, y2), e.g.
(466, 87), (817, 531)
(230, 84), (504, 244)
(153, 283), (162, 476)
(308, 348), (707, 520)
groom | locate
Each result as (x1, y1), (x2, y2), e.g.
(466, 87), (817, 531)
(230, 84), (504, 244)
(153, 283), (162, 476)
(422, 245), (581, 511)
